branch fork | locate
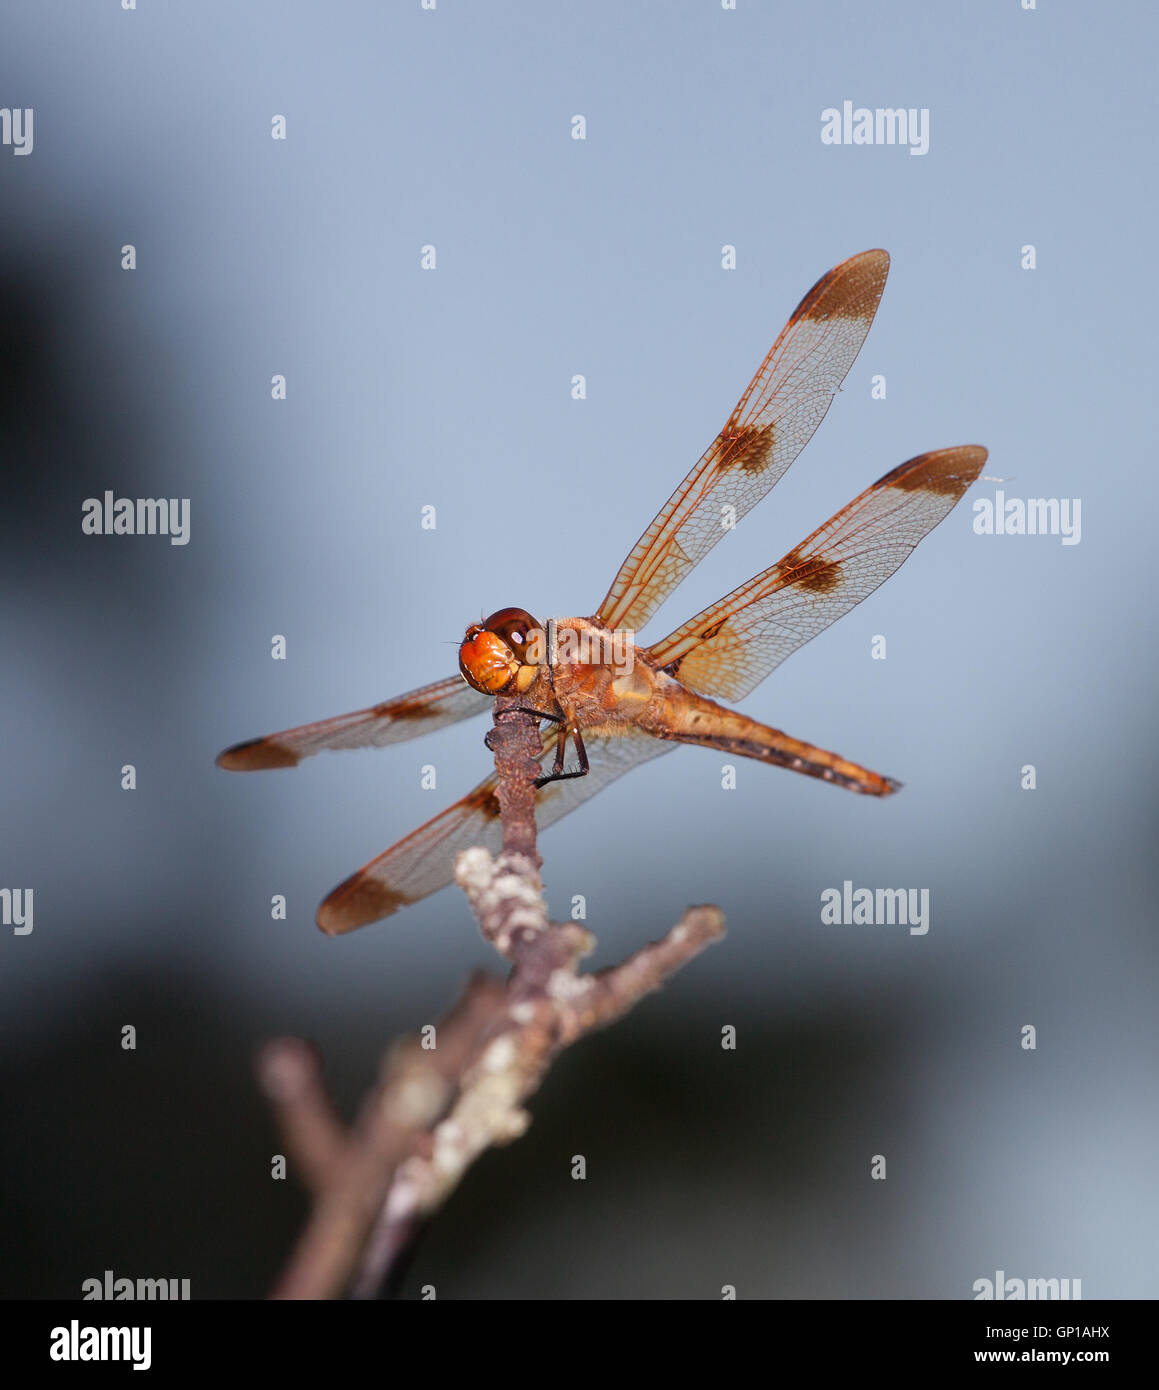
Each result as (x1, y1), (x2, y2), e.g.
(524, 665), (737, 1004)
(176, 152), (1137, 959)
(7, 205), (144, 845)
(262, 697), (724, 1299)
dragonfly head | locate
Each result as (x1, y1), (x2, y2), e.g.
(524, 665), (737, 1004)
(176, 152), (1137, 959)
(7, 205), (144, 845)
(459, 607), (544, 695)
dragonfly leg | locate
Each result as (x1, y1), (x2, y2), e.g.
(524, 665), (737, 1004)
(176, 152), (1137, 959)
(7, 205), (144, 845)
(535, 726), (590, 788)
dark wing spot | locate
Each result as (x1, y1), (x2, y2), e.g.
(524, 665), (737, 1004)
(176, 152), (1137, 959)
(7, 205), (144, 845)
(782, 550), (843, 594)
(216, 737), (299, 770)
(872, 448), (986, 498)
(715, 419), (776, 475)
(700, 618), (727, 641)
(789, 249), (889, 327)
(316, 875), (411, 935)
(375, 697), (444, 721)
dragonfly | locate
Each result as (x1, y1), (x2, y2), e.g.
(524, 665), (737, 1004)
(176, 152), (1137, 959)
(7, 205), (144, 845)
(218, 249), (986, 935)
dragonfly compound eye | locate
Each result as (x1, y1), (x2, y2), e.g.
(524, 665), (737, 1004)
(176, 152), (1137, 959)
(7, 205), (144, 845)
(483, 607), (543, 661)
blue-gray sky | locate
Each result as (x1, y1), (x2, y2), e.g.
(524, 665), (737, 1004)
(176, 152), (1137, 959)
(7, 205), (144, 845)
(1, 0), (1156, 1298)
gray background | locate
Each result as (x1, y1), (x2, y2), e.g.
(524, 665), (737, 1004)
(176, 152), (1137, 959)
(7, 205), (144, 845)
(1, 0), (1155, 1298)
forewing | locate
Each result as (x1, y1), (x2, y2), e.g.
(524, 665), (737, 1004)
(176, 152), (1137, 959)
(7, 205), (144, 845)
(316, 726), (673, 934)
(645, 447), (987, 702)
(597, 249), (890, 634)
(217, 675), (491, 770)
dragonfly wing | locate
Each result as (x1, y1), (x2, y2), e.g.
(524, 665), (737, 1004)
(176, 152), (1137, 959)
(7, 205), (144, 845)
(217, 675), (491, 770)
(316, 725), (674, 934)
(597, 250), (890, 634)
(645, 447), (987, 702)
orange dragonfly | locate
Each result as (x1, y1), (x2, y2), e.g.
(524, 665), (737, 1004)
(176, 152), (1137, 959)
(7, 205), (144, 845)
(219, 249), (985, 935)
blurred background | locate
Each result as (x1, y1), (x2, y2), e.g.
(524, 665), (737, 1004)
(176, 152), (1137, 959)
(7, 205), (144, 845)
(1, 0), (1156, 1299)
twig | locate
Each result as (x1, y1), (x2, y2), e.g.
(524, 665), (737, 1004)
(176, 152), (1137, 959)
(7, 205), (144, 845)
(263, 698), (725, 1299)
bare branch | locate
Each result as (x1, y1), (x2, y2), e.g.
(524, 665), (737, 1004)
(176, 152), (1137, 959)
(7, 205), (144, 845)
(486, 694), (545, 866)
(265, 700), (724, 1300)
(257, 1038), (346, 1196)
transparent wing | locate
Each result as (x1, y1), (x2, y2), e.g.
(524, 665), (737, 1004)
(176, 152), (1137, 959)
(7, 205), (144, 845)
(217, 675), (491, 770)
(645, 447), (987, 702)
(597, 249), (890, 635)
(316, 726), (674, 934)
